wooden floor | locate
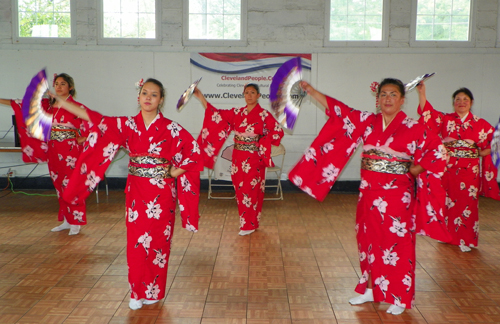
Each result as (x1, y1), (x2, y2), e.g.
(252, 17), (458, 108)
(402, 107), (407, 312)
(1, 190), (500, 324)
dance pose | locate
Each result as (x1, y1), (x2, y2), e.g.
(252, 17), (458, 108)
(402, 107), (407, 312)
(417, 81), (500, 252)
(0, 73), (89, 235)
(55, 78), (203, 310)
(290, 79), (449, 314)
(193, 84), (284, 235)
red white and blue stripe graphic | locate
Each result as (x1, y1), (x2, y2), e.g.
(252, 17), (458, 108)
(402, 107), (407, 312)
(191, 53), (311, 74)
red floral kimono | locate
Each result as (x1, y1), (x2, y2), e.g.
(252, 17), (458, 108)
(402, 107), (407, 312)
(197, 103), (284, 231)
(290, 96), (448, 309)
(62, 108), (203, 302)
(10, 97), (89, 225)
(418, 101), (500, 249)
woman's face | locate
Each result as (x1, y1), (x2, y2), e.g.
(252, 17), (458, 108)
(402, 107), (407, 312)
(244, 86), (260, 106)
(379, 84), (404, 116)
(453, 92), (472, 116)
(139, 82), (163, 113)
(54, 77), (72, 97)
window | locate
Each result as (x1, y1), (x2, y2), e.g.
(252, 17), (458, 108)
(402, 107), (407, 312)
(415, 0), (471, 41)
(98, 0), (160, 45)
(184, 0), (247, 46)
(15, 0), (75, 43)
(328, 0), (384, 41)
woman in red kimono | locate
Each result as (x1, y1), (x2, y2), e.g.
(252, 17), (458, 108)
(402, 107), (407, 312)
(289, 79), (448, 315)
(54, 78), (203, 310)
(416, 82), (499, 252)
(193, 84), (284, 236)
(0, 73), (89, 235)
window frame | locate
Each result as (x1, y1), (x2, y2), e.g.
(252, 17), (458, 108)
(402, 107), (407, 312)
(12, 0), (77, 45)
(183, 0), (248, 47)
(410, 0), (475, 47)
(97, 0), (162, 46)
(324, 0), (389, 47)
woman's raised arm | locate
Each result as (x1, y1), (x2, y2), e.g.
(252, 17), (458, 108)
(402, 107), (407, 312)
(300, 81), (328, 110)
(0, 99), (11, 106)
(51, 93), (90, 121)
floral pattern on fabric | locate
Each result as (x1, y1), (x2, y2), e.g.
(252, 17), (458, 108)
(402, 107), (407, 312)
(290, 96), (448, 309)
(197, 103), (284, 230)
(11, 97), (89, 224)
(63, 109), (202, 301)
(418, 101), (500, 248)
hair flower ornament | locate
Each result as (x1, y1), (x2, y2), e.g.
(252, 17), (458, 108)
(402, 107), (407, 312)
(52, 73), (58, 87)
(135, 78), (144, 103)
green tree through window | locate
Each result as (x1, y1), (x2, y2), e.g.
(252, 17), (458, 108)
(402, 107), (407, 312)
(416, 0), (471, 41)
(329, 0), (384, 41)
(189, 0), (241, 40)
(18, 0), (71, 38)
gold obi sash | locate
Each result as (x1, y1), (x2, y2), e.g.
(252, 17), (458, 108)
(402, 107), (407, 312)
(361, 149), (412, 175)
(128, 155), (172, 179)
(50, 125), (79, 142)
(234, 134), (260, 152)
(444, 140), (479, 158)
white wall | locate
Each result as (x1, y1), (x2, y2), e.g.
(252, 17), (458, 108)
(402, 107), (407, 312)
(1, 0), (499, 181)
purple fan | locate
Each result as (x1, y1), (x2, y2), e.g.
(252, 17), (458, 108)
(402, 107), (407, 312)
(270, 57), (306, 130)
(405, 73), (435, 92)
(491, 117), (500, 169)
(21, 69), (52, 141)
(177, 77), (202, 111)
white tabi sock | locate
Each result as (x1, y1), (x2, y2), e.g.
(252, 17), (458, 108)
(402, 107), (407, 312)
(239, 229), (255, 236)
(143, 299), (159, 305)
(387, 304), (405, 315)
(51, 219), (71, 232)
(68, 225), (81, 235)
(349, 288), (374, 305)
(129, 298), (143, 310)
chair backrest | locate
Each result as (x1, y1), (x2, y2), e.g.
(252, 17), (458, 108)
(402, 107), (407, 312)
(271, 143), (286, 157)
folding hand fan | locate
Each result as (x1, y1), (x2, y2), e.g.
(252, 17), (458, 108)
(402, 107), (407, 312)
(405, 73), (435, 92)
(21, 69), (52, 141)
(176, 77), (202, 111)
(270, 57), (306, 130)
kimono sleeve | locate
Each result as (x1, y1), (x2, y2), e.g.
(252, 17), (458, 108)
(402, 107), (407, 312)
(171, 124), (203, 232)
(417, 100), (444, 135)
(196, 102), (233, 169)
(258, 112), (284, 167)
(412, 126), (452, 242)
(479, 121), (500, 200)
(75, 104), (90, 138)
(289, 96), (371, 201)
(62, 108), (126, 205)
(10, 99), (49, 163)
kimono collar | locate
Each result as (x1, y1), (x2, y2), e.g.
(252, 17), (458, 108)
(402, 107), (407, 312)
(138, 111), (163, 131)
(374, 110), (408, 143)
(244, 103), (262, 115)
(452, 111), (472, 124)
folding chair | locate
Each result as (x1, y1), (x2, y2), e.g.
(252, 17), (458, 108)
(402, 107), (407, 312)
(264, 143), (286, 200)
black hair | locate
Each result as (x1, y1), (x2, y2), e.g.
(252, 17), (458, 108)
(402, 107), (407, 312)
(378, 78), (405, 98)
(244, 83), (260, 94)
(452, 87), (474, 102)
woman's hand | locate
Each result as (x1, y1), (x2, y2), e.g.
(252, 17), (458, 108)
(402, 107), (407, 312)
(479, 148), (491, 157)
(409, 163), (425, 177)
(299, 81), (328, 110)
(300, 81), (313, 94)
(77, 136), (87, 145)
(192, 87), (208, 110)
(170, 166), (186, 178)
(416, 81), (427, 111)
